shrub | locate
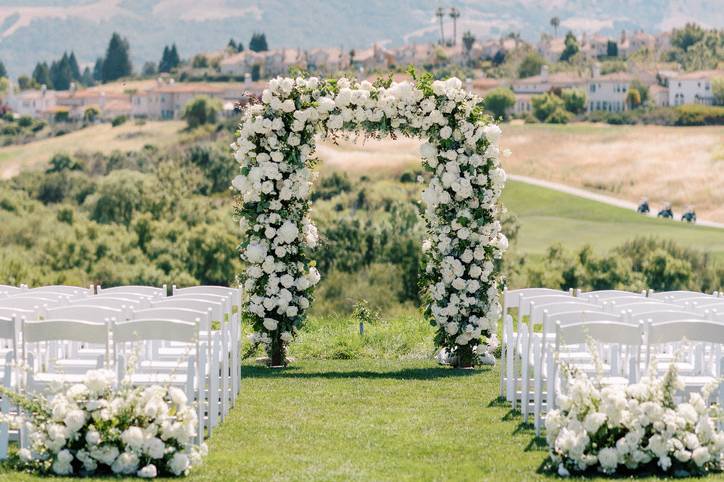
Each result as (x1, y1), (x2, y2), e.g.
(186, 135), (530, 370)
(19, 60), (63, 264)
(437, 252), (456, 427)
(182, 96), (221, 129)
(532, 92), (565, 122)
(483, 87), (516, 121)
(560, 88), (586, 114)
(111, 115), (128, 127)
(675, 104), (724, 126)
(17, 115), (33, 127)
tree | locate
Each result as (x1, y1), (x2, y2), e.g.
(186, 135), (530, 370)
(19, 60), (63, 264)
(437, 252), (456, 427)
(251, 64), (261, 81)
(517, 52), (544, 78)
(626, 88), (641, 109)
(141, 61), (157, 77)
(80, 67), (95, 86)
(712, 78), (724, 106)
(449, 7), (460, 46)
(32, 62), (52, 87)
(182, 96), (221, 129)
(47, 153), (82, 173)
(49, 54), (73, 90)
(606, 41), (618, 57)
(435, 7), (445, 45)
(560, 31), (579, 62)
(158, 45), (180, 73)
(169, 44), (180, 69)
(483, 87), (515, 120)
(17, 75), (36, 91)
(532, 92), (566, 122)
(561, 88), (586, 114)
(192, 54), (209, 68)
(227, 38), (237, 51)
(550, 17), (560, 37)
(92, 58), (104, 81)
(83, 105), (100, 123)
(68, 52), (81, 80)
(671, 23), (706, 52)
(101, 32), (132, 82)
(462, 31), (475, 56)
(249, 33), (269, 52)
(0, 60), (6, 78)
(630, 79), (649, 105)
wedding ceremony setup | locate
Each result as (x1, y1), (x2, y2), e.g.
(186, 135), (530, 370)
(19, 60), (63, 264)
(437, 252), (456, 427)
(1, 73), (724, 479)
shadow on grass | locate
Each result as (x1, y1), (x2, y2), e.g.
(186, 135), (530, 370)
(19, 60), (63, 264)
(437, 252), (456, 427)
(487, 396), (508, 408)
(241, 365), (485, 380)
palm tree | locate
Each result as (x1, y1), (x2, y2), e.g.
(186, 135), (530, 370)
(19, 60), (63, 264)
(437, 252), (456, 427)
(449, 7), (461, 46)
(550, 16), (560, 37)
(436, 7), (446, 46)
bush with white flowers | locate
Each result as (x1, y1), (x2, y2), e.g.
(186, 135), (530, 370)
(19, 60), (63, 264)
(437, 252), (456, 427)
(546, 363), (724, 477)
(1, 370), (206, 477)
(233, 73), (506, 367)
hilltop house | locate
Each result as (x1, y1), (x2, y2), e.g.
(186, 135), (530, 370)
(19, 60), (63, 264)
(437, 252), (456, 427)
(586, 64), (632, 112)
(666, 70), (721, 106)
(130, 80), (249, 119)
(537, 35), (565, 62)
(306, 47), (348, 73)
(620, 30), (655, 57)
(5, 86), (57, 118)
(55, 84), (132, 120)
(508, 65), (586, 115)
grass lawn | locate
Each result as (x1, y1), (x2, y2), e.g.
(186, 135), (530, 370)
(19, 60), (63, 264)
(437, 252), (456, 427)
(2, 358), (715, 481)
(503, 180), (724, 262)
(0, 121), (185, 178)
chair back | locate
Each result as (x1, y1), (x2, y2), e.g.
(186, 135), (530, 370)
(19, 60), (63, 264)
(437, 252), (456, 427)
(578, 290), (644, 301)
(97, 285), (166, 297)
(132, 307), (210, 330)
(649, 290), (707, 301)
(46, 305), (124, 323)
(646, 320), (724, 345)
(113, 319), (198, 344)
(630, 310), (706, 324)
(22, 319), (108, 344)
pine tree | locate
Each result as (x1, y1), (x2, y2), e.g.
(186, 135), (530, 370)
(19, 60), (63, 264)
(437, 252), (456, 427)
(102, 32), (132, 82)
(249, 33), (268, 52)
(169, 44), (180, 69)
(81, 67), (95, 86)
(237, 41), (244, 52)
(159, 45), (170, 72)
(50, 54), (73, 90)
(92, 57), (104, 81)
(68, 52), (81, 80)
(0, 60), (6, 78)
(32, 62), (52, 87)
(227, 38), (237, 51)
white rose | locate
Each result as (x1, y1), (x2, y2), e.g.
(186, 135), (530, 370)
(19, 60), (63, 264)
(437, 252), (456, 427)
(246, 242), (267, 264)
(143, 437), (165, 459)
(420, 143), (437, 159)
(169, 453), (190, 476)
(263, 318), (279, 331)
(137, 464), (158, 478)
(439, 126), (452, 139)
(445, 322), (459, 335)
(168, 387), (188, 406)
(64, 409), (86, 433)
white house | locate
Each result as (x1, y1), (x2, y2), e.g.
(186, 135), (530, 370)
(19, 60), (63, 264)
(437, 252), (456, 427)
(5, 85), (57, 118)
(667, 70), (721, 106)
(586, 64), (632, 112)
(510, 65), (586, 94)
(649, 84), (669, 107)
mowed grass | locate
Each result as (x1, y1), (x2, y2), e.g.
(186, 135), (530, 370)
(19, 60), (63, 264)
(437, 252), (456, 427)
(503, 180), (724, 262)
(0, 121), (185, 178)
(2, 358), (714, 481)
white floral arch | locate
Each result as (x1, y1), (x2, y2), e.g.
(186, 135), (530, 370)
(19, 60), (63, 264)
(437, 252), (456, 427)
(232, 74), (507, 367)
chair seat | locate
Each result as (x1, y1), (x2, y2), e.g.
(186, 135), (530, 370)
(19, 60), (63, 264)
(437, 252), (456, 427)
(126, 373), (189, 386)
(32, 372), (92, 385)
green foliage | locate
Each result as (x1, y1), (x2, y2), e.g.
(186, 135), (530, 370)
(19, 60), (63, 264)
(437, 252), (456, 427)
(83, 106), (100, 123)
(483, 87), (516, 120)
(713, 78), (724, 106)
(111, 115), (127, 127)
(186, 143), (235, 194)
(525, 237), (722, 292)
(675, 104), (724, 126)
(32, 62), (51, 88)
(606, 41), (618, 57)
(182, 96), (220, 129)
(310, 171), (352, 201)
(249, 33), (269, 52)
(560, 88), (586, 114)
(626, 88), (642, 109)
(559, 31), (579, 62)
(517, 52), (544, 78)
(101, 32), (133, 82)
(668, 23), (722, 71)
(46, 153), (82, 174)
(159, 44), (181, 73)
(532, 92), (569, 123)
(191, 54), (209, 69)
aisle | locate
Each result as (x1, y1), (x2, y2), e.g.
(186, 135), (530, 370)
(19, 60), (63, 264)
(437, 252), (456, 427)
(203, 360), (546, 481)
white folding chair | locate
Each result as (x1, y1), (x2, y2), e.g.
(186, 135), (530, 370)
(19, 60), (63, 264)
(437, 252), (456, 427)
(22, 319), (109, 392)
(67, 296), (150, 311)
(0, 317), (16, 460)
(577, 289), (645, 301)
(113, 318), (204, 444)
(25, 285), (93, 298)
(97, 285), (166, 298)
(0, 285), (23, 295)
(645, 320), (724, 401)
(500, 288), (572, 400)
(173, 285), (242, 401)
(532, 310), (624, 435)
(132, 307), (219, 436)
(649, 290), (710, 301)
(549, 320), (642, 414)
(150, 297), (230, 420)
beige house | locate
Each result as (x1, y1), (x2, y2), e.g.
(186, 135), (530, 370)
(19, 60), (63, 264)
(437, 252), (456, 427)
(510, 65), (586, 94)
(306, 47), (348, 73)
(5, 85), (57, 118)
(648, 84), (669, 107)
(620, 30), (655, 57)
(586, 65), (632, 112)
(667, 69), (721, 106)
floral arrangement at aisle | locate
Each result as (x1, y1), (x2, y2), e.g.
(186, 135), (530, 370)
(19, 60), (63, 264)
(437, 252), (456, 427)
(545, 362), (724, 477)
(233, 71), (507, 367)
(0, 370), (206, 478)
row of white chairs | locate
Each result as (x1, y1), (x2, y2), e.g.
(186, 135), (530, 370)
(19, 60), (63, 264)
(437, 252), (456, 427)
(498, 288), (724, 435)
(0, 284), (243, 457)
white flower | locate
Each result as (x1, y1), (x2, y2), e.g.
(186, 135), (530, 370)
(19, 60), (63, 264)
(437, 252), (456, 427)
(263, 318), (279, 331)
(420, 143), (437, 159)
(18, 448), (32, 462)
(692, 446), (710, 466)
(64, 409), (86, 433)
(597, 447), (618, 473)
(280, 331), (293, 343)
(85, 369), (114, 393)
(168, 387), (188, 406)
(246, 242), (267, 264)
(143, 437), (165, 459)
(91, 444), (119, 465)
(276, 221), (299, 244)
(111, 451), (140, 475)
(445, 322), (459, 335)
(121, 426), (145, 451)
(439, 126), (452, 139)
(169, 452), (190, 476)
(137, 464), (158, 478)
(583, 412), (606, 434)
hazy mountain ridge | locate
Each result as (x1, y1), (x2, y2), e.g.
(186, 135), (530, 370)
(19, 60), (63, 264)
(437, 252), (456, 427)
(0, 0), (721, 76)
